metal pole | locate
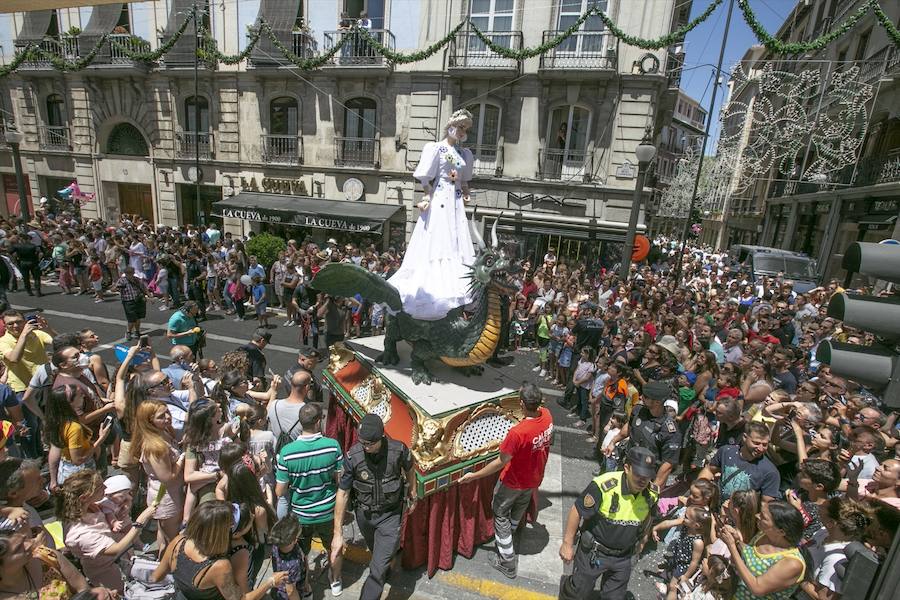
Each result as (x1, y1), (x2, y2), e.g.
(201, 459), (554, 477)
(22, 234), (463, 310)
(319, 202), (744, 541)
(674, 0), (736, 283)
(620, 160), (647, 280)
(11, 142), (29, 221)
(193, 1), (201, 226)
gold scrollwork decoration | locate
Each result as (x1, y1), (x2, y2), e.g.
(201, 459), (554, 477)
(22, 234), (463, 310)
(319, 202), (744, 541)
(350, 374), (392, 423)
(329, 342), (355, 372)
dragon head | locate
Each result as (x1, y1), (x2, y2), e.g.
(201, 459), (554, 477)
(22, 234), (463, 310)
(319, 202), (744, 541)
(467, 213), (520, 295)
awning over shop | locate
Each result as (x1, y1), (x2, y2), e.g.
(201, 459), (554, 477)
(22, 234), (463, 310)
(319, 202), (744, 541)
(213, 192), (403, 234)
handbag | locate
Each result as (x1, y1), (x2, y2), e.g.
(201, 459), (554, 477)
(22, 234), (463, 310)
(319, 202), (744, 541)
(125, 556), (176, 599)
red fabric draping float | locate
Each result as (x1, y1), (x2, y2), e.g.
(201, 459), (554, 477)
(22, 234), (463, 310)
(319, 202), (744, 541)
(326, 396), (535, 576)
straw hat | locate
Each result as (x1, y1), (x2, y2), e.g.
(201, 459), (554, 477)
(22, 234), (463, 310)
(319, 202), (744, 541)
(656, 335), (682, 360)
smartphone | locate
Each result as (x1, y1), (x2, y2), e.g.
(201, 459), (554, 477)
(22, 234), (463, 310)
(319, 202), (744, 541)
(139, 335), (149, 348)
(103, 414), (114, 428)
(25, 313), (38, 323)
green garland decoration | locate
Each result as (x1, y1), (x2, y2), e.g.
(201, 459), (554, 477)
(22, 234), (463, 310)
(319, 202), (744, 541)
(356, 20), (466, 64)
(468, 9), (596, 60)
(109, 11), (194, 63)
(2, 1), (898, 79)
(596, 0), (724, 50)
(739, 0), (885, 54)
(872, 2), (900, 47)
(0, 44), (36, 78)
(30, 32), (109, 72)
(197, 25), (261, 65)
(258, 21), (351, 69)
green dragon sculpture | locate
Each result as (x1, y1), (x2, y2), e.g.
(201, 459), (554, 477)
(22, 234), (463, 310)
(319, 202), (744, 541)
(311, 216), (518, 384)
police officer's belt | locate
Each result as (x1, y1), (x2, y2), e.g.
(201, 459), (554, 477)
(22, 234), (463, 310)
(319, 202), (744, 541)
(584, 533), (631, 558)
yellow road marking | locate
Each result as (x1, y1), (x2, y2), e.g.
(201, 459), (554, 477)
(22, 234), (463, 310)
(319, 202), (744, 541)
(438, 572), (557, 600)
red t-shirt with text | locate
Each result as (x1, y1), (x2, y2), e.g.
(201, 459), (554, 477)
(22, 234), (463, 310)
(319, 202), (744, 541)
(499, 407), (554, 490)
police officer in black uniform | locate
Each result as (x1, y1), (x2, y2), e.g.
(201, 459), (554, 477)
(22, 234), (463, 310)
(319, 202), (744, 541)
(603, 379), (681, 488)
(559, 447), (661, 600)
(332, 414), (417, 600)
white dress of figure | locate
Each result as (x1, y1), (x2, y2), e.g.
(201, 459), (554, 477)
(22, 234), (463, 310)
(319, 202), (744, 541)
(388, 140), (476, 321)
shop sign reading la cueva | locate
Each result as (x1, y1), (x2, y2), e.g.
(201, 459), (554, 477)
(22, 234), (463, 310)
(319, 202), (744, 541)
(218, 207), (373, 232)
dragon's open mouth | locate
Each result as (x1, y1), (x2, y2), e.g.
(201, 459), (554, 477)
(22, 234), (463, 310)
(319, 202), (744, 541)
(490, 269), (517, 291)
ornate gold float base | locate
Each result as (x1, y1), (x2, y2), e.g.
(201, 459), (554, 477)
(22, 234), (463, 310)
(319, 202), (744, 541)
(324, 337), (524, 498)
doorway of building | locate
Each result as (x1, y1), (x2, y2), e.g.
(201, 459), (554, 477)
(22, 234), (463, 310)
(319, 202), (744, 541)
(2, 173), (32, 219)
(117, 183), (153, 220)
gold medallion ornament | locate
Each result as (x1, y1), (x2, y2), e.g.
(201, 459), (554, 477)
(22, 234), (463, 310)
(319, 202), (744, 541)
(360, 470), (369, 480)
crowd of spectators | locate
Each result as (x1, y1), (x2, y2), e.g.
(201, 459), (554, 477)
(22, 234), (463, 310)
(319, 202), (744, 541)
(0, 208), (894, 599)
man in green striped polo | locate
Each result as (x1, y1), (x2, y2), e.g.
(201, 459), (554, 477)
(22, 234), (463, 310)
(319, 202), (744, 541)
(275, 403), (345, 596)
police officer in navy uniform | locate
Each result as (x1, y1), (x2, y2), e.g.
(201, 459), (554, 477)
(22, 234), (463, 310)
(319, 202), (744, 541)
(559, 447), (661, 600)
(332, 413), (417, 600)
(603, 379), (681, 488)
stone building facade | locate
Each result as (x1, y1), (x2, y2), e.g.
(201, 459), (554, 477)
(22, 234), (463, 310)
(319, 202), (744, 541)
(0, 0), (687, 264)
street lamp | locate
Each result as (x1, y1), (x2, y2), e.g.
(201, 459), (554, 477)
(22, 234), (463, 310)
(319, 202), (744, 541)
(619, 130), (657, 280)
(4, 125), (30, 221)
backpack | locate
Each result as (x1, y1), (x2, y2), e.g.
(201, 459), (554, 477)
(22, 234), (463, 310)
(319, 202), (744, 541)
(273, 400), (302, 454)
(32, 363), (55, 413)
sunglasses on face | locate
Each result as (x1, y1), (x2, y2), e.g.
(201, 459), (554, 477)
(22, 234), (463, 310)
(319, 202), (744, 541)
(149, 378), (171, 389)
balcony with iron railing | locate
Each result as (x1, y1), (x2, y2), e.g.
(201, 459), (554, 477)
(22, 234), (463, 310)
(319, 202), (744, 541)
(106, 33), (152, 64)
(449, 27), (522, 71)
(666, 48), (685, 89)
(176, 132), (214, 159)
(334, 137), (380, 167)
(261, 134), (303, 166)
(769, 150), (900, 199)
(471, 144), (503, 177)
(39, 125), (71, 151)
(539, 31), (615, 72)
(248, 30), (317, 68)
(158, 35), (217, 69)
(323, 29), (394, 68)
(537, 148), (592, 181)
(14, 37), (77, 70)
(292, 31), (317, 59)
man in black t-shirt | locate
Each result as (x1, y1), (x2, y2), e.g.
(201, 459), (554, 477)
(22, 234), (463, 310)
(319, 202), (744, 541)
(239, 328), (271, 386)
(10, 237), (42, 296)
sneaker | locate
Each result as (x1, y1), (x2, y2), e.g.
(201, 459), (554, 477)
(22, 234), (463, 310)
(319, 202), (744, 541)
(158, 305), (168, 311)
(490, 554), (517, 579)
(233, 317), (243, 322)
(573, 420), (586, 428)
(539, 369), (546, 377)
(329, 579), (343, 597)
(531, 365), (541, 372)
(94, 298), (103, 303)
(125, 332), (133, 341)
(285, 320), (295, 327)
(586, 435), (599, 444)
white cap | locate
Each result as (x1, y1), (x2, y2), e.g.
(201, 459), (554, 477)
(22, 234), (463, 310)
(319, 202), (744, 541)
(664, 399), (679, 413)
(104, 474), (132, 495)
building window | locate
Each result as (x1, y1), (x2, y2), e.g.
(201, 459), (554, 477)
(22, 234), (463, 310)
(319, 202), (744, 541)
(345, 0), (384, 29)
(184, 96), (210, 132)
(557, 0), (606, 52)
(270, 97), (299, 135)
(46, 94), (64, 127)
(470, 0), (515, 50)
(467, 102), (501, 174)
(343, 97), (376, 139)
(854, 29), (871, 61)
(114, 4), (131, 33)
(106, 123), (149, 156)
(542, 105), (591, 179)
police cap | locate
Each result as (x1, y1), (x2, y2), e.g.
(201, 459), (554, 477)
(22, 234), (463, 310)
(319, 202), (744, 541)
(627, 447), (659, 478)
(643, 380), (670, 402)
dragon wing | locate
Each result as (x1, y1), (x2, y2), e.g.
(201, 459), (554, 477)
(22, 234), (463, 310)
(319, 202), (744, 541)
(311, 263), (402, 312)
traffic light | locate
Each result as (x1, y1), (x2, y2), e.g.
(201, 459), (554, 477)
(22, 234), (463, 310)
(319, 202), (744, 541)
(817, 242), (900, 407)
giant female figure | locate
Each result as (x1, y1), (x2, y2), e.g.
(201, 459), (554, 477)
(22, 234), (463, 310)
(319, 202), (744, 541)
(388, 109), (477, 320)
